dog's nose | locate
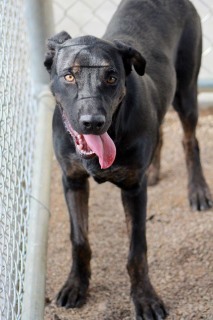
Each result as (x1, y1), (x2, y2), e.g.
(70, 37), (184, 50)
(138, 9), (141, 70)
(79, 114), (106, 133)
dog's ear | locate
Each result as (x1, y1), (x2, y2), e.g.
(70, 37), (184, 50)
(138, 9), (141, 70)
(44, 31), (72, 73)
(113, 40), (146, 76)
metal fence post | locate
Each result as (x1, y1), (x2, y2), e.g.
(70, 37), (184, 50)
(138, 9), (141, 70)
(21, 90), (54, 320)
(22, 0), (54, 319)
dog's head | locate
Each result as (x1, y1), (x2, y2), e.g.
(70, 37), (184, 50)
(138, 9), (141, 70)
(44, 31), (146, 169)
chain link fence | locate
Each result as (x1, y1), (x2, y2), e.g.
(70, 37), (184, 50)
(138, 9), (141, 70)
(53, 0), (213, 88)
(0, 1), (37, 319)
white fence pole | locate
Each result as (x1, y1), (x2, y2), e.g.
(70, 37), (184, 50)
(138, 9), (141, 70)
(22, 0), (54, 319)
(22, 89), (54, 320)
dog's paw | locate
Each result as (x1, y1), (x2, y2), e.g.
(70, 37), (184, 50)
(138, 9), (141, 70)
(133, 290), (168, 320)
(56, 276), (89, 309)
(189, 180), (213, 211)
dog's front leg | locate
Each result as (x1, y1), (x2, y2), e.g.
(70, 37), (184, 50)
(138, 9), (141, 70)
(121, 177), (168, 320)
(56, 174), (91, 309)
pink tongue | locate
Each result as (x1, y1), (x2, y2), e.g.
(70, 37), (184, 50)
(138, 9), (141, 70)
(83, 132), (116, 169)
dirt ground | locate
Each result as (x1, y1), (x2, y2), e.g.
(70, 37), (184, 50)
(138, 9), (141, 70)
(44, 109), (213, 320)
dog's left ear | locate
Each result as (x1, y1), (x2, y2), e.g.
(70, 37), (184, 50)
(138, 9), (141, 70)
(44, 31), (72, 73)
(113, 40), (146, 76)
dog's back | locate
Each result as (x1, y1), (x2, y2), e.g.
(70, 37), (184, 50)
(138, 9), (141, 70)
(104, 0), (200, 52)
(104, 0), (202, 122)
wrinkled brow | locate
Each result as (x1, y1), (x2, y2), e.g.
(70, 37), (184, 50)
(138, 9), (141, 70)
(71, 65), (110, 68)
(62, 65), (114, 73)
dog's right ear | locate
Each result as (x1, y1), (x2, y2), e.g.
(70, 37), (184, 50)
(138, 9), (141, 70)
(44, 31), (71, 73)
(113, 40), (146, 76)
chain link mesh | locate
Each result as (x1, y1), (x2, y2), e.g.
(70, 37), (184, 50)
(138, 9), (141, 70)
(53, 0), (213, 84)
(0, 1), (37, 319)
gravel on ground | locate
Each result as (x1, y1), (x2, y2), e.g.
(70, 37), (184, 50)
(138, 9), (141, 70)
(45, 109), (213, 320)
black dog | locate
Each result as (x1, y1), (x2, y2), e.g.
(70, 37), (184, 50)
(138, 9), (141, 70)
(44, 0), (212, 318)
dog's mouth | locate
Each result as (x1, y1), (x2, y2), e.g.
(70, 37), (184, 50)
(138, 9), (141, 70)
(62, 110), (116, 169)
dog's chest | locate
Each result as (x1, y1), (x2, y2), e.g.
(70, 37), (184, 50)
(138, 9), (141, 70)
(84, 161), (141, 188)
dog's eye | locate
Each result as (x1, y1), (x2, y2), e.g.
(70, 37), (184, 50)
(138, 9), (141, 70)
(106, 75), (117, 85)
(64, 74), (75, 83)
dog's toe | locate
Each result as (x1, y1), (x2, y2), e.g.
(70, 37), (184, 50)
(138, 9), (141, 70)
(134, 291), (168, 320)
(56, 277), (88, 308)
(136, 303), (168, 320)
(189, 182), (212, 211)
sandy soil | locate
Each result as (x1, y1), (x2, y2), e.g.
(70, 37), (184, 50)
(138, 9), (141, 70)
(44, 109), (213, 320)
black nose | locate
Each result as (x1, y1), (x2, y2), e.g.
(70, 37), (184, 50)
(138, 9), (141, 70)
(79, 114), (106, 133)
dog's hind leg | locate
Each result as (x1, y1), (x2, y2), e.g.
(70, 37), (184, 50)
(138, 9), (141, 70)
(147, 125), (163, 186)
(173, 14), (212, 211)
(56, 166), (91, 308)
(121, 177), (168, 319)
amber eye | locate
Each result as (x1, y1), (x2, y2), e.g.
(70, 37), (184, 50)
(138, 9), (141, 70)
(64, 74), (75, 83)
(106, 75), (117, 84)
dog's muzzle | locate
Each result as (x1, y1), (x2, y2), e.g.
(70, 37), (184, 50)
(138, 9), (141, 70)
(61, 108), (116, 169)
